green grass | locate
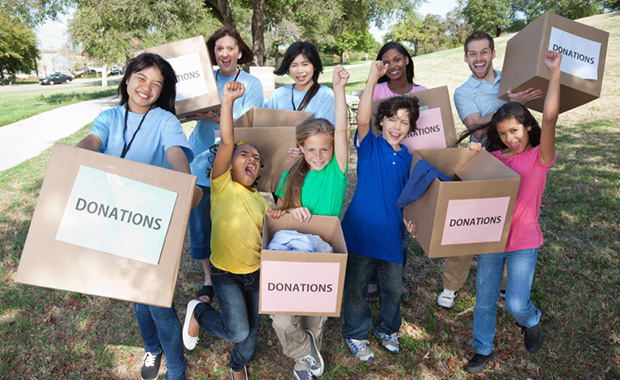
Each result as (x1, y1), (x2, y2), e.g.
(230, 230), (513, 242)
(1, 11), (619, 380)
(0, 85), (118, 127)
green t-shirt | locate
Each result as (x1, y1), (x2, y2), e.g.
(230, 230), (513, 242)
(276, 154), (348, 217)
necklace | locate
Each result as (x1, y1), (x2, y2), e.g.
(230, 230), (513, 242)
(121, 105), (150, 159)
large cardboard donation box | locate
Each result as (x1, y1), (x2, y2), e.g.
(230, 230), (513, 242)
(403, 149), (521, 258)
(371, 86), (458, 152)
(234, 107), (314, 193)
(15, 144), (197, 308)
(138, 36), (220, 123)
(499, 12), (609, 113)
(259, 214), (348, 317)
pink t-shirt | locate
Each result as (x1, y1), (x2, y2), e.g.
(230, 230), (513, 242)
(491, 146), (555, 252)
(372, 82), (427, 100)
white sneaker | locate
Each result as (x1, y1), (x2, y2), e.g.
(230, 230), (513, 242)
(345, 338), (374, 361)
(183, 300), (200, 350)
(374, 331), (402, 353)
(437, 289), (457, 309)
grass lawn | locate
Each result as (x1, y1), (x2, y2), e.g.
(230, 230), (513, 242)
(1, 11), (619, 380)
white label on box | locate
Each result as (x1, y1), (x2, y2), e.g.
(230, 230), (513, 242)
(167, 52), (209, 101)
(549, 27), (601, 80)
(441, 197), (510, 246)
(401, 107), (447, 154)
(56, 165), (178, 265)
(260, 260), (340, 314)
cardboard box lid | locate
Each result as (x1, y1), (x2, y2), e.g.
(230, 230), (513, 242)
(370, 86), (457, 151)
(234, 107), (313, 128)
(404, 148), (520, 258)
(499, 12), (609, 113)
(137, 36), (221, 122)
(15, 144), (196, 307)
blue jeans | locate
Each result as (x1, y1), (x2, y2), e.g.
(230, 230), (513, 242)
(342, 251), (403, 339)
(189, 186), (212, 260)
(193, 266), (260, 371)
(134, 303), (186, 380)
(472, 248), (541, 355)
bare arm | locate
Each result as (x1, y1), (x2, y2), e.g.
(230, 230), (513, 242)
(462, 112), (493, 139)
(507, 87), (543, 104)
(355, 61), (388, 142)
(210, 81), (245, 180)
(539, 51), (562, 166)
(332, 65), (350, 174)
(75, 134), (103, 152)
(167, 145), (203, 208)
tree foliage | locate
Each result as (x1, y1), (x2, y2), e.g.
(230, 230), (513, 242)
(462, 0), (510, 37)
(0, 0), (72, 26)
(0, 13), (39, 78)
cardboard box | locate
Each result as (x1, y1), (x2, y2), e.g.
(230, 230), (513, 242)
(138, 36), (220, 123)
(259, 214), (348, 317)
(234, 107), (314, 193)
(371, 86), (458, 152)
(499, 12), (609, 113)
(403, 148), (520, 258)
(249, 66), (275, 99)
(15, 144), (196, 308)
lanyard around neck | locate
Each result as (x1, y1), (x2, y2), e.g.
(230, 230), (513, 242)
(216, 67), (241, 82)
(291, 85), (311, 111)
(121, 105), (149, 159)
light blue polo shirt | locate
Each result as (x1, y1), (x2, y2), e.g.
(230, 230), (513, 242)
(189, 69), (265, 187)
(89, 106), (193, 168)
(341, 131), (412, 263)
(264, 84), (336, 126)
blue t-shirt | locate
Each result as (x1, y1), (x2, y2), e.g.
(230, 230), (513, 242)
(189, 69), (265, 187)
(264, 84), (335, 126)
(454, 70), (506, 143)
(89, 106), (193, 168)
(340, 132), (412, 263)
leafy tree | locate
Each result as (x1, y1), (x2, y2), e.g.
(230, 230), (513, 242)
(0, 0), (72, 26)
(462, 0), (510, 37)
(0, 13), (39, 80)
(445, 0), (470, 48)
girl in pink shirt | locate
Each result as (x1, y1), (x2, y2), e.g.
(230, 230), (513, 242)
(372, 42), (427, 101)
(457, 51), (562, 374)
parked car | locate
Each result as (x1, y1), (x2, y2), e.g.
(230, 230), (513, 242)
(75, 69), (97, 78)
(39, 73), (73, 85)
(108, 68), (123, 76)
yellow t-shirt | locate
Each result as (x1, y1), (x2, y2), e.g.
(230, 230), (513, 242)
(210, 169), (269, 274)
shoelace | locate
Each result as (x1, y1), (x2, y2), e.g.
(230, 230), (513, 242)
(349, 339), (370, 352)
(143, 352), (157, 367)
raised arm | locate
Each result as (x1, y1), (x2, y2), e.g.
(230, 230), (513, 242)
(356, 61), (388, 142)
(539, 51), (561, 166)
(210, 81), (245, 180)
(332, 65), (350, 174)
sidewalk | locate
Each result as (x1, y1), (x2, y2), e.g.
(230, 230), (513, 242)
(0, 96), (119, 172)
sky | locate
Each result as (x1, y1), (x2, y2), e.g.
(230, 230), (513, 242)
(36, 0), (458, 51)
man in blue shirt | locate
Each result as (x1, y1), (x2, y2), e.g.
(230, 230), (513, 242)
(438, 31), (542, 309)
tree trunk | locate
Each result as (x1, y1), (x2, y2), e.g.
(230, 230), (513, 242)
(203, 0), (234, 26)
(102, 62), (108, 88)
(252, 0), (266, 65)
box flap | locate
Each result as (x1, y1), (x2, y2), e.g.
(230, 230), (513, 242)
(234, 107), (314, 128)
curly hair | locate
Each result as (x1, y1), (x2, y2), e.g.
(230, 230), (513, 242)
(374, 96), (421, 133)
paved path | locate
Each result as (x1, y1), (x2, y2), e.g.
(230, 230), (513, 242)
(0, 96), (119, 172)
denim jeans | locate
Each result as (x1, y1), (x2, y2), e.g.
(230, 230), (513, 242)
(472, 248), (541, 355)
(134, 303), (186, 380)
(342, 251), (403, 339)
(193, 265), (260, 371)
(188, 186), (212, 260)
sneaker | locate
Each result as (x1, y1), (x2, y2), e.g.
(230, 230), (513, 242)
(183, 300), (201, 350)
(294, 359), (314, 380)
(345, 338), (374, 361)
(304, 330), (324, 376)
(437, 289), (458, 309)
(465, 352), (495, 374)
(141, 351), (162, 380)
(374, 331), (401, 354)
(519, 322), (544, 353)
(500, 289), (506, 299)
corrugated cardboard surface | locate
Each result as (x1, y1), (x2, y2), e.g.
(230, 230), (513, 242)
(15, 144), (196, 308)
(370, 86), (457, 149)
(499, 12), (609, 113)
(403, 148), (520, 258)
(138, 36), (221, 122)
(234, 108), (314, 193)
(259, 214), (348, 317)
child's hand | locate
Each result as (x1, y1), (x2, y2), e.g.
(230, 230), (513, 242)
(223, 81), (245, 100)
(468, 142), (482, 154)
(288, 147), (303, 160)
(369, 60), (388, 81)
(290, 207), (312, 224)
(544, 50), (562, 72)
(403, 217), (416, 238)
(332, 65), (350, 89)
(267, 209), (286, 219)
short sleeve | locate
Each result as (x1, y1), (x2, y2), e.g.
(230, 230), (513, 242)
(90, 110), (113, 150)
(275, 171), (288, 198)
(160, 113), (194, 163)
(454, 86), (480, 122)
